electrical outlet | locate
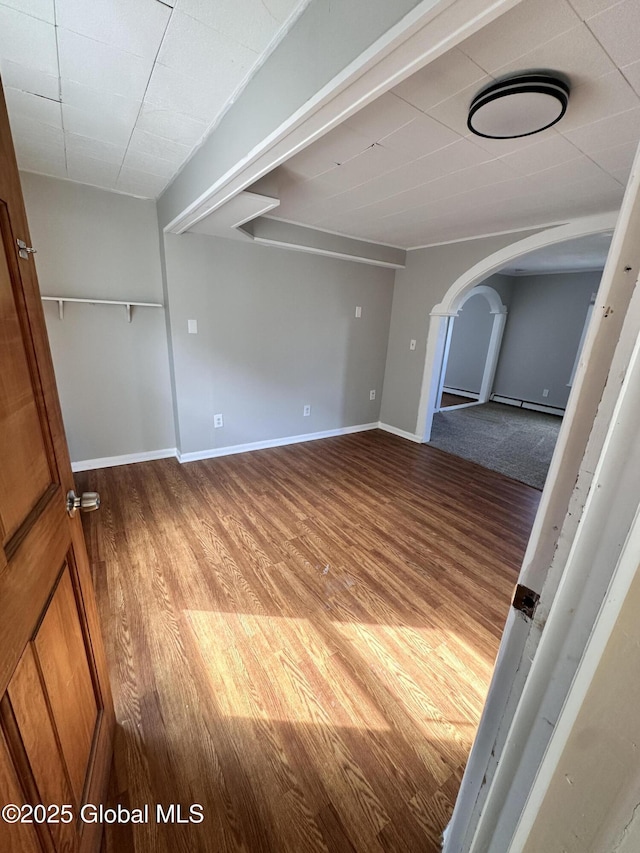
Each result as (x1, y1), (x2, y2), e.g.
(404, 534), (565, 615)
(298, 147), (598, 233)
(214, 413), (224, 428)
(303, 405), (311, 417)
(355, 306), (362, 318)
(542, 389), (549, 398)
(188, 319), (198, 334)
(370, 390), (376, 400)
(410, 339), (417, 350)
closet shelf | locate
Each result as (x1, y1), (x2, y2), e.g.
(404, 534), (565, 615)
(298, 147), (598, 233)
(41, 296), (164, 322)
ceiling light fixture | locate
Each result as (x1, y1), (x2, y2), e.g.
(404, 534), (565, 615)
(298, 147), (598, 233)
(467, 73), (570, 139)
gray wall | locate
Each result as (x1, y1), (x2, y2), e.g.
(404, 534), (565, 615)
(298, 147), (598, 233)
(379, 231), (542, 434)
(443, 274), (513, 395)
(163, 232), (394, 454)
(21, 173), (176, 462)
(493, 271), (601, 409)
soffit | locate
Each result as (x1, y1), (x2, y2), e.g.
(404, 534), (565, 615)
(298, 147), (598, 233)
(0, 0), (308, 197)
(263, 0), (640, 248)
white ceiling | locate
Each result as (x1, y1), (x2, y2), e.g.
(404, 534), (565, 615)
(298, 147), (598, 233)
(263, 0), (640, 248)
(500, 232), (613, 274)
(0, 0), (308, 197)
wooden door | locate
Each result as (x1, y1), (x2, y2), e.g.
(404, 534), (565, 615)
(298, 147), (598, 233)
(0, 81), (114, 852)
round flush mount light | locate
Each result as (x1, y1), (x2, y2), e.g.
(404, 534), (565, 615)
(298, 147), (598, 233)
(467, 73), (570, 139)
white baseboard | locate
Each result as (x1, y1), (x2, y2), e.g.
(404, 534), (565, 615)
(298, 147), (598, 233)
(491, 394), (565, 416)
(71, 419), (426, 471)
(177, 423), (379, 463)
(71, 447), (177, 472)
(442, 386), (480, 400)
(377, 422), (423, 443)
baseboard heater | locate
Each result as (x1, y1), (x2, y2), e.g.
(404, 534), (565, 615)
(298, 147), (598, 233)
(491, 394), (565, 417)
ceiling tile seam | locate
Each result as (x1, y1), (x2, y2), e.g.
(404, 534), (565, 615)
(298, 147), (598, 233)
(52, 0), (67, 176)
(160, 3), (315, 202)
(566, 0), (625, 23)
(581, 16), (640, 100)
(177, 8), (265, 56)
(115, 5), (177, 190)
(0, 2), (52, 26)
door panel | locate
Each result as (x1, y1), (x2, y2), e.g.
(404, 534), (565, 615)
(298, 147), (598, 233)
(0, 77), (114, 853)
(0, 730), (41, 853)
(7, 644), (77, 853)
(33, 566), (99, 806)
(0, 201), (52, 540)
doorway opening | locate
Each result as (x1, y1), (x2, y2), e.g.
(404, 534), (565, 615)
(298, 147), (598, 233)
(420, 228), (613, 490)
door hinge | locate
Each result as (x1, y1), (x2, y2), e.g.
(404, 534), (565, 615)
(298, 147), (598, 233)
(17, 238), (36, 260)
(512, 584), (540, 620)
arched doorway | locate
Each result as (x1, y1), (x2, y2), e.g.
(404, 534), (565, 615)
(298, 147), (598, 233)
(436, 284), (507, 412)
(417, 213), (617, 443)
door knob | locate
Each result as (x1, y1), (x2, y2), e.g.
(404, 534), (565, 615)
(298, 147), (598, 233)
(66, 490), (100, 517)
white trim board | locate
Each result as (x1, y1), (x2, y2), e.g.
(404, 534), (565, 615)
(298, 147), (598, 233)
(71, 448), (177, 472)
(70, 421), (426, 472)
(177, 423), (381, 463)
(377, 422), (423, 443)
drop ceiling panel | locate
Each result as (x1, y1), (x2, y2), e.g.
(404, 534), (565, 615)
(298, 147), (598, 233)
(458, 0), (580, 73)
(378, 113), (460, 159)
(122, 149), (178, 179)
(178, 0), (282, 53)
(623, 60), (640, 97)
(66, 151), (121, 188)
(0, 59), (58, 100)
(127, 127), (191, 165)
(157, 10), (256, 82)
(57, 28), (153, 100)
(3, 87), (61, 128)
(135, 104), (208, 147)
(0, 0), (306, 197)
(563, 106), (640, 153)
(65, 132), (126, 166)
(1, 0), (54, 23)
(499, 134), (585, 175)
(585, 0), (640, 68)
(116, 166), (167, 198)
(493, 22), (615, 84)
(343, 92), (421, 143)
(62, 101), (138, 148)
(0, 6), (57, 76)
(557, 70), (640, 132)
(56, 0), (170, 60)
(391, 48), (487, 114)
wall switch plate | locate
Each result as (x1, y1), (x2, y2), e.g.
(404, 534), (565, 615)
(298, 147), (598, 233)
(303, 405), (311, 417)
(355, 306), (362, 318)
(542, 389), (549, 398)
(370, 390), (376, 400)
(188, 319), (198, 334)
(410, 339), (417, 350)
(214, 413), (224, 428)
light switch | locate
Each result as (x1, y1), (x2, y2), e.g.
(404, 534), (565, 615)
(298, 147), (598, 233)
(410, 339), (417, 350)
(355, 306), (362, 318)
(188, 319), (198, 334)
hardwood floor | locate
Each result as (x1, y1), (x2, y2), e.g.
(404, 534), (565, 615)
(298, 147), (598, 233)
(79, 430), (540, 853)
(440, 393), (476, 408)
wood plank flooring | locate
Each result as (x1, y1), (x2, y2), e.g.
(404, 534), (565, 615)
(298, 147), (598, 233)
(79, 429), (540, 853)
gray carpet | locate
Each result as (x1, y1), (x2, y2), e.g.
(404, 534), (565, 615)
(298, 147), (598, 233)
(428, 402), (562, 490)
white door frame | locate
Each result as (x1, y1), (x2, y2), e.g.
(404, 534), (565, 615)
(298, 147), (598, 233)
(442, 168), (640, 850)
(439, 284), (508, 410)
